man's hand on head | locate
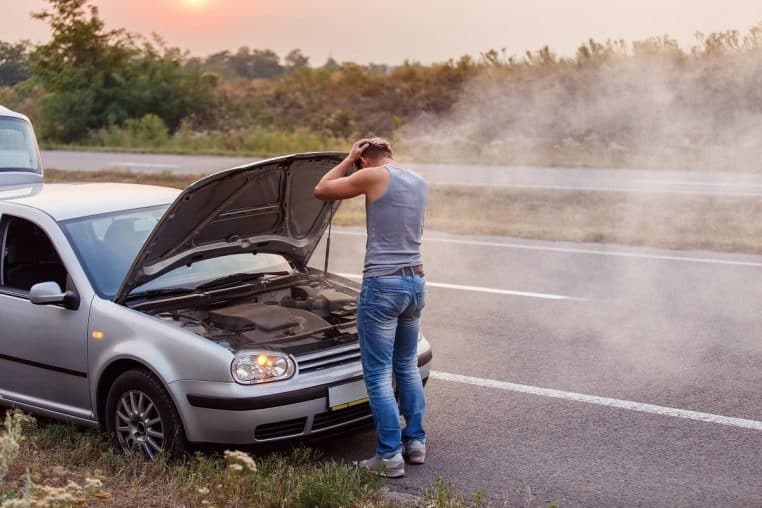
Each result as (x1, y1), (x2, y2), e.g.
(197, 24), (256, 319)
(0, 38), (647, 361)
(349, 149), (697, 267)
(314, 137), (393, 201)
(314, 138), (386, 201)
(349, 139), (370, 163)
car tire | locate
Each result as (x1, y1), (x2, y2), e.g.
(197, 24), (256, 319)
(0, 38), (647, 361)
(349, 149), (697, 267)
(105, 369), (187, 460)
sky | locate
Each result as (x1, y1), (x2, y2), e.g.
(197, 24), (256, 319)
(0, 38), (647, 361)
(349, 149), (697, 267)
(2, 0), (761, 65)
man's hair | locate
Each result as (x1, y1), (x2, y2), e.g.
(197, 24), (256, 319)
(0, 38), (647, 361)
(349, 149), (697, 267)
(363, 137), (393, 160)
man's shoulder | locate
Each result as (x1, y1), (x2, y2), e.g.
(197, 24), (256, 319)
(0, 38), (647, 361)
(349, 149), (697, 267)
(385, 164), (426, 186)
(360, 165), (391, 180)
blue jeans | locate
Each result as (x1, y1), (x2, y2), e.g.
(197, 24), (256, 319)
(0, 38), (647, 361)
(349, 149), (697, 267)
(357, 274), (427, 458)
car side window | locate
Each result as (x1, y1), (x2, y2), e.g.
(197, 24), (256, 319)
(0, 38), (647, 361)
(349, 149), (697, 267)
(0, 215), (69, 294)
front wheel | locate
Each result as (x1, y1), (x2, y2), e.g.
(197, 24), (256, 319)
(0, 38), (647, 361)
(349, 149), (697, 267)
(105, 369), (187, 460)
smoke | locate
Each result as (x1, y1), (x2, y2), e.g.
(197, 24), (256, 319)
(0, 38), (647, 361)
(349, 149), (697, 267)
(389, 27), (762, 396)
(398, 26), (762, 171)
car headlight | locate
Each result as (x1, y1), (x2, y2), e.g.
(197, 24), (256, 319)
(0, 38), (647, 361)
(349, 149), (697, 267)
(231, 351), (296, 384)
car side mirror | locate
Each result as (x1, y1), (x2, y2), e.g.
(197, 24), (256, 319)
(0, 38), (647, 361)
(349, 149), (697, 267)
(29, 281), (80, 310)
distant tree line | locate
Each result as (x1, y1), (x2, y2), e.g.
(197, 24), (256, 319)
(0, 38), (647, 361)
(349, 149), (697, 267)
(0, 0), (760, 169)
(199, 47), (312, 79)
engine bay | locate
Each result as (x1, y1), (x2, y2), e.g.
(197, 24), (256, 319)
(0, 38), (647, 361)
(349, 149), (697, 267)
(151, 277), (359, 355)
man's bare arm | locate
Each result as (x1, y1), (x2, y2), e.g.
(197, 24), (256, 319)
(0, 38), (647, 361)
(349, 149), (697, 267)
(320, 168), (388, 200)
(314, 139), (370, 200)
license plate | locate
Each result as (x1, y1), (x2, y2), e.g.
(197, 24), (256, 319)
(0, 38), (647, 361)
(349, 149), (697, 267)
(328, 380), (369, 411)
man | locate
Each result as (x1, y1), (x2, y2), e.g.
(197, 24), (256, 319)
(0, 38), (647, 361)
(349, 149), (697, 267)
(314, 138), (428, 478)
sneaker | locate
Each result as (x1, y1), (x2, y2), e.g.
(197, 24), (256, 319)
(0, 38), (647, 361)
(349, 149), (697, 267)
(403, 440), (426, 465)
(356, 452), (405, 478)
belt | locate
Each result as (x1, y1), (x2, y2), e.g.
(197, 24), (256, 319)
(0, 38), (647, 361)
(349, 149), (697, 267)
(387, 265), (425, 277)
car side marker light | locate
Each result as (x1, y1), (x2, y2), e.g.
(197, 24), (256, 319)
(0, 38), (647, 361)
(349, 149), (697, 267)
(91, 330), (105, 340)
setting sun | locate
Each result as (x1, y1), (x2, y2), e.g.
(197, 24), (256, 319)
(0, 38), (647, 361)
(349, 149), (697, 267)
(181, 0), (209, 8)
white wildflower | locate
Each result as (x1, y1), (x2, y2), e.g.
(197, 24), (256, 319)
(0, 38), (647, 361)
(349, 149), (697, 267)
(224, 449), (257, 473)
(0, 411), (33, 482)
(84, 477), (103, 496)
(0, 500), (26, 508)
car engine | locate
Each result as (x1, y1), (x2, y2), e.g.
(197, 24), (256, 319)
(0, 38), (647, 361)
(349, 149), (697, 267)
(152, 277), (359, 354)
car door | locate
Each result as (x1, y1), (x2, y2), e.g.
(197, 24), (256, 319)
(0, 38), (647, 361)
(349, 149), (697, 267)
(0, 212), (91, 419)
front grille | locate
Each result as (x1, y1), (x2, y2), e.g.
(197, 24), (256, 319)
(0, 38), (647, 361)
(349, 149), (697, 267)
(254, 417), (307, 440)
(311, 402), (373, 431)
(297, 344), (362, 374)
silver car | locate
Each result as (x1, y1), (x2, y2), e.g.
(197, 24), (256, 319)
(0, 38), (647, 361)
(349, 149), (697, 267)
(0, 106), (433, 459)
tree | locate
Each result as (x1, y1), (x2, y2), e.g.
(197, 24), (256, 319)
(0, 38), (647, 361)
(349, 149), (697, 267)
(202, 50), (237, 79)
(285, 49), (309, 71)
(0, 41), (31, 86)
(30, 0), (213, 141)
(227, 47), (284, 79)
(322, 57), (340, 72)
(29, 0), (133, 139)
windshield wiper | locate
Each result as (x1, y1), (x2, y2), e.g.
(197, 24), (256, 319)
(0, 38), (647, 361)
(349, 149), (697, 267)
(125, 286), (201, 301)
(196, 271), (290, 291)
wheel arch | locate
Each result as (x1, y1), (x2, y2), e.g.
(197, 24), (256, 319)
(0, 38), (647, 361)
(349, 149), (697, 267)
(95, 358), (180, 431)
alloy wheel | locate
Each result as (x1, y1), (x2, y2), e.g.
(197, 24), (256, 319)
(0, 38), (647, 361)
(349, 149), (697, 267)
(114, 390), (164, 460)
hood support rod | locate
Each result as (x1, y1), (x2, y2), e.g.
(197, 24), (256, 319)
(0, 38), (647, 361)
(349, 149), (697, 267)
(323, 203), (336, 277)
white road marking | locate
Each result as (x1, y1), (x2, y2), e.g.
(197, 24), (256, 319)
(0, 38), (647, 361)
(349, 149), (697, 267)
(430, 371), (762, 432)
(331, 231), (762, 268)
(110, 161), (179, 168)
(633, 178), (762, 188)
(335, 273), (584, 301)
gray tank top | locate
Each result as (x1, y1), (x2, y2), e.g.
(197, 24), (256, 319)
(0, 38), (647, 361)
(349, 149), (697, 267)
(363, 164), (428, 277)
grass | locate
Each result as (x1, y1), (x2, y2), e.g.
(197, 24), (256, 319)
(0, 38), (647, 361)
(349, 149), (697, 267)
(0, 411), (522, 507)
(41, 143), (269, 157)
(0, 411), (388, 507)
(45, 169), (199, 189)
(354, 185), (762, 254)
(42, 124), (352, 160)
(45, 168), (762, 255)
(394, 139), (762, 172)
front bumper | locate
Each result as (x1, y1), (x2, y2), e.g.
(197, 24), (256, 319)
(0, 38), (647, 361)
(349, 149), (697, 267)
(169, 349), (433, 445)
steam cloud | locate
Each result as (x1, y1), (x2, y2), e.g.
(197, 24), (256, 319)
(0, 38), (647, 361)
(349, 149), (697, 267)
(399, 26), (762, 171)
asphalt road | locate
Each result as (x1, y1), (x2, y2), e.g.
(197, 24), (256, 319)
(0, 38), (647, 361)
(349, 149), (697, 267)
(307, 229), (762, 506)
(41, 149), (762, 196)
(41, 149), (762, 503)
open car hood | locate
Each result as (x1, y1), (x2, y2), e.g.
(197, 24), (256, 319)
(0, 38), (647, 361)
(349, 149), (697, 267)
(114, 152), (346, 303)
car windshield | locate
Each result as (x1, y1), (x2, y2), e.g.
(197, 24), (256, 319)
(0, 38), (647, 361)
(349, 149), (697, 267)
(0, 117), (40, 173)
(61, 205), (292, 299)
